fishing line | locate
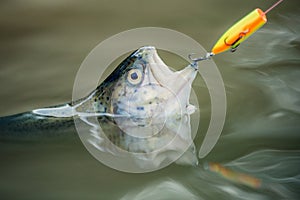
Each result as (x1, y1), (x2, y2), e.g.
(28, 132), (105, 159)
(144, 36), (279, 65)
(264, 0), (283, 14)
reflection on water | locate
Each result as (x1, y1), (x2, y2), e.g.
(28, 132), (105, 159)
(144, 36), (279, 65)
(122, 150), (300, 200)
(120, 180), (200, 200)
(0, 0), (300, 199)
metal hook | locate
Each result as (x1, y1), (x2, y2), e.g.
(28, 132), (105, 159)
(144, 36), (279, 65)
(224, 29), (249, 52)
(188, 52), (214, 68)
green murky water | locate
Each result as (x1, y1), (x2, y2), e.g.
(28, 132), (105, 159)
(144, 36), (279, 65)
(0, 0), (299, 199)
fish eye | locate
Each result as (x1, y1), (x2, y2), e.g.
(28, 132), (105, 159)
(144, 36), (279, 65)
(127, 69), (143, 85)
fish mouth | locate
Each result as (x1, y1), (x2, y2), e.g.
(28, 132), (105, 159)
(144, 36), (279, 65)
(136, 46), (197, 96)
(133, 46), (175, 79)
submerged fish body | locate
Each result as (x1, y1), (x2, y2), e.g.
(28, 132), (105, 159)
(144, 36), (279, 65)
(0, 46), (198, 166)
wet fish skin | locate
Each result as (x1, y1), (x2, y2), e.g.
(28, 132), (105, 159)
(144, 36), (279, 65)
(0, 47), (142, 139)
(0, 46), (198, 168)
(74, 46), (197, 156)
(0, 108), (76, 140)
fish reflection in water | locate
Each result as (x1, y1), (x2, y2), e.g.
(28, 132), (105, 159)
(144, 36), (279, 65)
(120, 150), (300, 200)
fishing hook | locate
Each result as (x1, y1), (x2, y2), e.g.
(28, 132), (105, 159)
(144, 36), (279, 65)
(188, 52), (214, 69)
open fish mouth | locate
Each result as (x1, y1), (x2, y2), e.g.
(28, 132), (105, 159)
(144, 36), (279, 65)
(110, 46), (198, 139)
(134, 46), (198, 117)
(134, 46), (197, 96)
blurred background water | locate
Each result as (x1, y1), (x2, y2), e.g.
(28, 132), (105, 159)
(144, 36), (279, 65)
(0, 0), (299, 199)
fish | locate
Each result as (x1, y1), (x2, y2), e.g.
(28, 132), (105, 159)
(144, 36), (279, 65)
(0, 46), (199, 166)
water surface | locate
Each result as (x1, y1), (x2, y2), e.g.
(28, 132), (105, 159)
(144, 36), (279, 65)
(0, 0), (299, 199)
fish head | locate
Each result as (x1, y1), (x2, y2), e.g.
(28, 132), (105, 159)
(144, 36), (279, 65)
(106, 46), (197, 140)
(79, 46), (199, 168)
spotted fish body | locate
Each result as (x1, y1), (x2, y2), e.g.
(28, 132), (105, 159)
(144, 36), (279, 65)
(0, 46), (198, 165)
(0, 110), (75, 139)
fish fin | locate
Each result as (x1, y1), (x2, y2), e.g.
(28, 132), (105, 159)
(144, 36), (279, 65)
(32, 104), (75, 118)
(176, 143), (198, 166)
(187, 104), (196, 115)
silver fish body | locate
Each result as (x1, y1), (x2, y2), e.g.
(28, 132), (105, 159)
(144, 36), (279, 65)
(73, 46), (198, 166)
(0, 46), (198, 166)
